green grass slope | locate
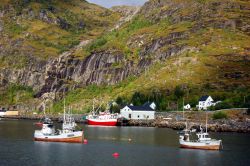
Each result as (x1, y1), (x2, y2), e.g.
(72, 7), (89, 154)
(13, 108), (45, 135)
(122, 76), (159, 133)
(0, 0), (120, 68)
(52, 0), (250, 113)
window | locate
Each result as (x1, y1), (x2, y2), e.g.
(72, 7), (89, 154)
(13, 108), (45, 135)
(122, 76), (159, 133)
(129, 114), (131, 119)
(147, 116), (149, 118)
(137, 115), (140, 118)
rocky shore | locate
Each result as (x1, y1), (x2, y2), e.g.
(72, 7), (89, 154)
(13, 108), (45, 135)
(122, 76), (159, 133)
(128, 119), (250, 133)
(2, 110), (250, 133)
(1, 114), (86, 123)
(128, 110), (250, 133)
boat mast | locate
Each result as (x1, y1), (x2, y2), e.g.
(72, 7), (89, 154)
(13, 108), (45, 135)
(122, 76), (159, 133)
(64, 97), (66, 123)
(182, 98), (184, 120)
(205, 110), (208, 133)
(92, 99), (95, 114)
(43, 102), (46, 116)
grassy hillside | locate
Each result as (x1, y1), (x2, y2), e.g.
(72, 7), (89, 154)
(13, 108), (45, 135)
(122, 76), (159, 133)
(0, 0), (120, 68)
(51, 0), (250, 113)
(0, 0), (249, 113)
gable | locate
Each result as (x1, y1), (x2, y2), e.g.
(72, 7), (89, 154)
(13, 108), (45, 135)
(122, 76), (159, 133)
(199, 95), (209, 101)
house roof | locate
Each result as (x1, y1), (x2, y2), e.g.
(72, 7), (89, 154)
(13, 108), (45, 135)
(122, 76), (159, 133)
(143, 102), (154, 107)
(127, 105), (154, 111)
(199, 95), (209, 101)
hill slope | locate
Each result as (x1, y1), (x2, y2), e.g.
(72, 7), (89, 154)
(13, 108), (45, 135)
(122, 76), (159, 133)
(0, 0), (119, 66)
(57, 0), (250, 112)
(0, 0), (249, 112)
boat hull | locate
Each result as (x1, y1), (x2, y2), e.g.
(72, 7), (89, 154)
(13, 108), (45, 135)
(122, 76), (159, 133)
(180, 144), (220, 150)
(179, 140), (221, 150)
(34, 131), (83, 143)
(87, 119), (117, 126)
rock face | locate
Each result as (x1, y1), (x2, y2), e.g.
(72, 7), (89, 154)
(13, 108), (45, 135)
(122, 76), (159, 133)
(0, 50), (134, 98)
(38, 50), (133, 96)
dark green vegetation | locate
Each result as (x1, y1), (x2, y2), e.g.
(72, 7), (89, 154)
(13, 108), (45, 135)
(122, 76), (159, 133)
(0, 0), (249, 113)
(213, 111), (228, 120)
(0, 84), (34, 105)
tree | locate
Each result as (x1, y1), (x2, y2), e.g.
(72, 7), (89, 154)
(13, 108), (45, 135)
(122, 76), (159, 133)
(110, 104), (120, 113)
(131, 92), (146, 106)
(174, 86), (184, 99)
(116, 96), (124, 106)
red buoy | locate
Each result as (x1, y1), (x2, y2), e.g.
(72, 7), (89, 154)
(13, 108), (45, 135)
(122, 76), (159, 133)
(112, 152), (120, 158)
(83, 139), (88, 144)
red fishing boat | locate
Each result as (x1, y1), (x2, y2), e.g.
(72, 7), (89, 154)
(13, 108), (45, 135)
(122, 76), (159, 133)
(87, 112), (119, 126)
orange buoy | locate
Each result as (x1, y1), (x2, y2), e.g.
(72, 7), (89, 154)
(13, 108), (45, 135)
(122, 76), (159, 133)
(83, 139), (88, 144)
(112, 152), (120, 158)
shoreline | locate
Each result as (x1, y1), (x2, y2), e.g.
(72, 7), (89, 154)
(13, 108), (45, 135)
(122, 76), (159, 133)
(1, 110), (250, 133)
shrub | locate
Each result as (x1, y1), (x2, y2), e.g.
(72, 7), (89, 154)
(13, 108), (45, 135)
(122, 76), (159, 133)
(212, 111), (228, 120)
(87, 37), (107, 51)
(174, 85), (184, 99)
(247, 108), (250, 115)
(210, 102), (232, 110)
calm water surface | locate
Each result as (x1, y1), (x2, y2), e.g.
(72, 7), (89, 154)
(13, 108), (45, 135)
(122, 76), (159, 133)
(0, 119), (250, 166)
(87, 0), (148, 8)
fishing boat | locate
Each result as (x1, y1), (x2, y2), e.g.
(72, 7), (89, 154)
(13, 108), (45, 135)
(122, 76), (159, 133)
(87, 112), (119, 126)
(86, 100), (120, 126)
(179, 100), (222, 150)
(179, 125), (222, 150)
(179, 110), (222, 150)
(34, 101), (84, 143)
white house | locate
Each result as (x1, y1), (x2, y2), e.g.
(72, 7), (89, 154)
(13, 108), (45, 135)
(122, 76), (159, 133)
(183, 104), (191, 110)
(197, 96), (214, 110)
(120, 102), (156, 120)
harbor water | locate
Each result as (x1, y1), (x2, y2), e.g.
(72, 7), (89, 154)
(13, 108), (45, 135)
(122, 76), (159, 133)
(0, 119), (250, 166)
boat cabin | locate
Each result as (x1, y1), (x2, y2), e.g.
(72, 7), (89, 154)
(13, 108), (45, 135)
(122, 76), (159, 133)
(197, 133), (211, 141)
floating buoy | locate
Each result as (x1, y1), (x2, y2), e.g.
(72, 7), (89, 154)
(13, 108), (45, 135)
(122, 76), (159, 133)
(83, 139), (88, 144)
(112, 152), (120, 158)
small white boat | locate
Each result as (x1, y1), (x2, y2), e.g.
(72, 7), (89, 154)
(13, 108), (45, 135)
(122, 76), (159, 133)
(179, 126), (222, 150)
(34, 117), (83, 143)
(34, 101), (84, 143)
(179, 110), (222, 150)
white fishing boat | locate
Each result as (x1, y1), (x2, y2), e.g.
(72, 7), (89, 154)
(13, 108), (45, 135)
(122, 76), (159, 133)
(179, 110), (222, 150)
(179, 125), (222, 150)
(34, 100), (84, 143)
